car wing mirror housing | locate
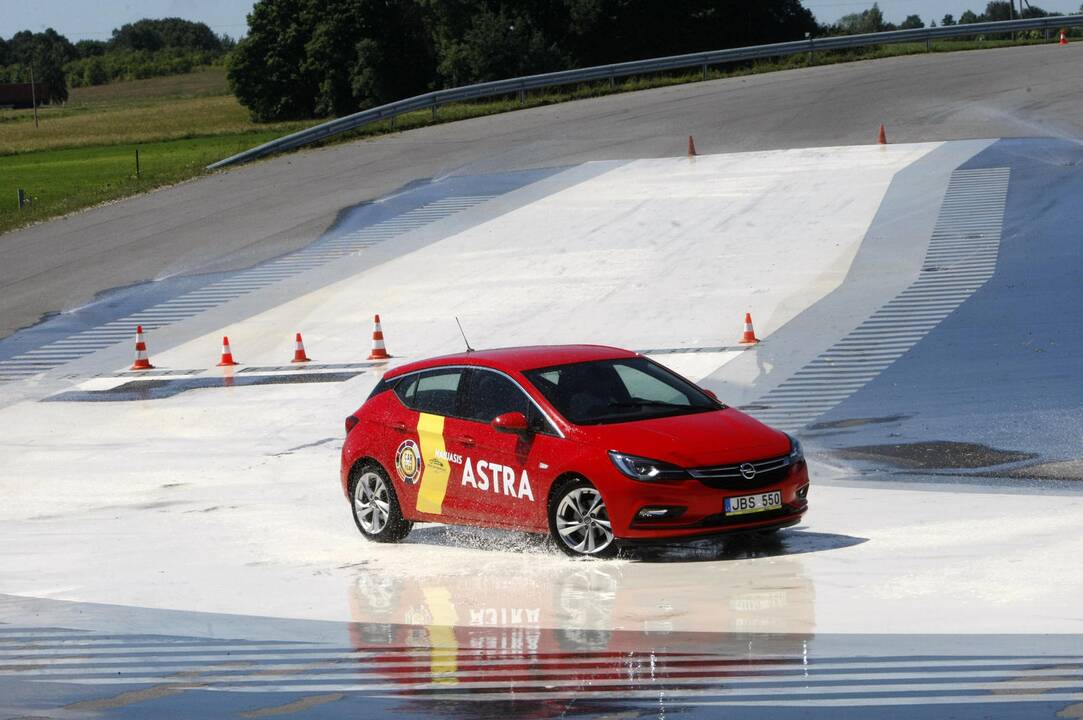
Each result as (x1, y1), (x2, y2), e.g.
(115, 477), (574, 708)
(492, 411), (530, 434)
(702, 388), (719, 402)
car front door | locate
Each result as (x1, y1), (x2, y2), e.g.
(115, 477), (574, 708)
(455, 368), (560, 531)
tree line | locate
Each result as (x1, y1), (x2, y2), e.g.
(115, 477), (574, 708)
(0, 19), (234, 104)
(827, 1), (1082, 33)
(228, 0), (818, 122)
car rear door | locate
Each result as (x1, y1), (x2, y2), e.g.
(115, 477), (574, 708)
(455, 368), (561, 531)
(387, 367), (479, 522)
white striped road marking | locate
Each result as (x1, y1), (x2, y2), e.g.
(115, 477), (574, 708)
(748, 167), (1010, 431)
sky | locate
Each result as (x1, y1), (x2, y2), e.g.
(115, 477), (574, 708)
(0, 0), (255, 41)
(1, 0), (1081, 41)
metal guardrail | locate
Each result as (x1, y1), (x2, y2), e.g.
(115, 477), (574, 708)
(208, 14), (1083, 170)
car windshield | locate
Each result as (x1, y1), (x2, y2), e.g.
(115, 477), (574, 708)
(523, 356), (720, 425)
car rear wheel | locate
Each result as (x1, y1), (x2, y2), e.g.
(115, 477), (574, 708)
(549, 479), (617, 558)
(351, 464), (411, 543)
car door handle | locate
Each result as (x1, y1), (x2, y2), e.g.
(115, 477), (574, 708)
(390, 422), (407, 432)
(455, 435), (476, 447)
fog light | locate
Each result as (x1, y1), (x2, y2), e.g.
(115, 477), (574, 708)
(635, 506), (686, 521)
(796, 484), (809, 499)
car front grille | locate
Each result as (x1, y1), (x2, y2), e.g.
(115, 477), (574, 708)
(688, 453), (794, 490)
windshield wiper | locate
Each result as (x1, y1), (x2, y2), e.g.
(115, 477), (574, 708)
(608, 399), (686, 409)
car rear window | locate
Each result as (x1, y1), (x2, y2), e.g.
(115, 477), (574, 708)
(394, 368), (463, 416)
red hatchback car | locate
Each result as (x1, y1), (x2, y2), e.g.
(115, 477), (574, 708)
(341, 345), (809, 558)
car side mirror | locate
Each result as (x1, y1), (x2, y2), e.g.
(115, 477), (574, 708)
(492, 411), (530, 434)
(702, 388), (719, 402)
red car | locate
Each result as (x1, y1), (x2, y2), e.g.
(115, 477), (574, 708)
(340, 345), (809, 558)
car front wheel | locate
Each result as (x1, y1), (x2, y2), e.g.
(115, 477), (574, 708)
(549, 479), (617, 558)
(351, 464), (411, 543)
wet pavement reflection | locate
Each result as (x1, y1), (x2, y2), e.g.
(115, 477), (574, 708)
(3, 589), (1083, 719)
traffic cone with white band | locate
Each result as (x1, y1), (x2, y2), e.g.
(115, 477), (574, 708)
(130, 325), (155, 370)
(291, 332), (311, 363)
(217, 336), (239, 366)
(367, 315), (391, 360)
(1059, 29), (1069, 45)
(739, 313), (760, 345)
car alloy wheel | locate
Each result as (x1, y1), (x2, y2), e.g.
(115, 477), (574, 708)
(351, 464), (411, 543)
(355, 471), (390, 534)
(552, 483), (616, 557)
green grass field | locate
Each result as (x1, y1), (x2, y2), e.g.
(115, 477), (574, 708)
(0, 69), (315, 234)
(0, 133), (293, 232)
(0, 36), (1059, 236)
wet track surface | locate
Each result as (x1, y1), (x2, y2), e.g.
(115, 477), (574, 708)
(3, 596), (1083, 719)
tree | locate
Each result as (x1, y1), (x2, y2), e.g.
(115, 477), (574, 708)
(229, 0), (434, 120)
(110, 18), (222, 52)
(900, 14), (925, 29)
(229, 0), (820, 121)
(982, 1), (1013, 21)
(228, 0), (321, 121)
(942, 13), (956, 26)
(836, 3), (886, 34)
(5, 28), (72, 103)
(959, 10), (981, 23)
(75, 39), (107, 57)
(83, 56), (108, 86)
(435, 6), (566, 85)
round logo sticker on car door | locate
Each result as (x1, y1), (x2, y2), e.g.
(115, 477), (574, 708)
(395, 439), (423, 484)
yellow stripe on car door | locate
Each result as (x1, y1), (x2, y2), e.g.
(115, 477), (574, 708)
(415, 412), (450, 514)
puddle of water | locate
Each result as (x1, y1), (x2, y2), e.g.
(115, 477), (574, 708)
(834, 440), (1037, 470)
(809, 415), (910, 430)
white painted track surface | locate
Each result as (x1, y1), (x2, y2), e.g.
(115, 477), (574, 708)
(2, 141), (1082, 646)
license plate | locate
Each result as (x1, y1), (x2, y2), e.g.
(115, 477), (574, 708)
(725, 491), (782, 516)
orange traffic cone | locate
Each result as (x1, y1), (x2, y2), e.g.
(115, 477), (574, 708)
(1059, 29), (1069, 45)
(367, 315), (391, 360)
(291, 332), (311, 363)
(130, 325), (155, 370)
(739, 313), (760, 345)
(217, 336), (239, 366)
(687, 135), (698, 157)
(877, 124), (887, 145)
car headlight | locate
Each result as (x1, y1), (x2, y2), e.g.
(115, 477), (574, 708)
(787, 435), (804, 462)
(608, 451), (688, 482)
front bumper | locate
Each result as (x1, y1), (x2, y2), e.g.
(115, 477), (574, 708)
(605, 461), (810, 540)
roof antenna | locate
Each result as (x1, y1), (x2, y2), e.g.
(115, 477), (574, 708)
(455, 316), (474, 353)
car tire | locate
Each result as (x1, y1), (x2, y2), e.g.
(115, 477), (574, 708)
(548, 478), (618, 559)
(350, 463), (412, 543)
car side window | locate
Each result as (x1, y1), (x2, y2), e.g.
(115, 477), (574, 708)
(462, 369), (554, 434)
(394, 369), (463, 416)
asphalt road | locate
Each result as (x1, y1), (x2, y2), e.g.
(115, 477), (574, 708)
(2, 42), (1082, 339)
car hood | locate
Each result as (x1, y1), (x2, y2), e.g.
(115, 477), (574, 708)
(582, 407), (791, 468)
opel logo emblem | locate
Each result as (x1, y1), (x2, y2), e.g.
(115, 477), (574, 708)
(740, 463), (757, 480)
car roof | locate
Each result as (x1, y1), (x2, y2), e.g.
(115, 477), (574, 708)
(384, 344), (638, 378)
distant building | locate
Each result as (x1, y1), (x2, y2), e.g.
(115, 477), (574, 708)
(0, 83), (47, 109)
